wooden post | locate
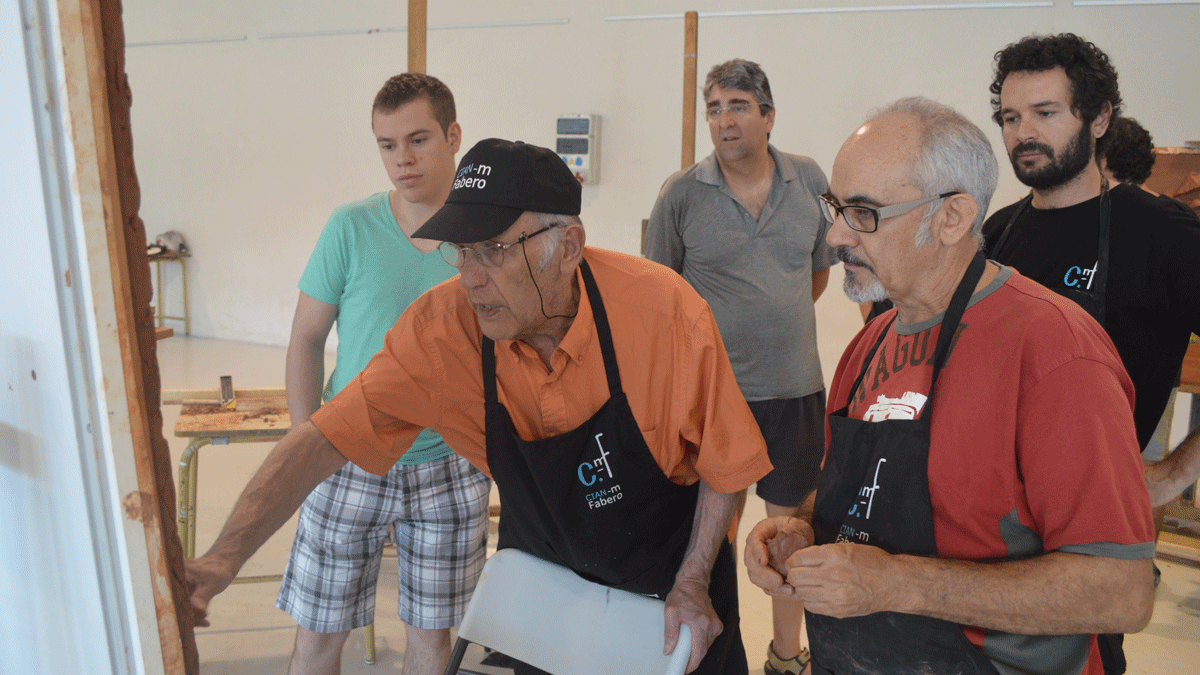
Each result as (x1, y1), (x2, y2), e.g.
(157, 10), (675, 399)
(408, 0), (427, 74)
(681, 11), (698, 169)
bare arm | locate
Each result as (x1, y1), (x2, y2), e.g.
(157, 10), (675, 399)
(184, 421), (348, 625)
(784, 544), (1154, 635)
(1145, 422), (1200, 507)
(811, 268), (829, 302)
(285, 291), (338, 427)
(663, 483), (741, 673)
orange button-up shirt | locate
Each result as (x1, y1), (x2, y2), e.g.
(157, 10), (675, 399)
(312, 247), (771, 494)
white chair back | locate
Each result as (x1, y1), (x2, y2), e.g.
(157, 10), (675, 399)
(446, 548), (692, 675)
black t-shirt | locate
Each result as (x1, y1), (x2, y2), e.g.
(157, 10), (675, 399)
(983, 184), (1200, 450)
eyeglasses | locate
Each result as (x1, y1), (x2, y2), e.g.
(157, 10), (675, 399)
(705, 103), (758, 121)
(819, 191), (961, 233)
(437, 225), (554, 268)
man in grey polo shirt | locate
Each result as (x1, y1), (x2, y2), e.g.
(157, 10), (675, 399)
(646, 58), (834, 675)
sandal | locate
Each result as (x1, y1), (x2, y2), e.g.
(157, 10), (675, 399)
(765, 640), (811, 675)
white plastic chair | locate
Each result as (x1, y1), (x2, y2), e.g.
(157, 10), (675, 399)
(443, 548), (692, 675)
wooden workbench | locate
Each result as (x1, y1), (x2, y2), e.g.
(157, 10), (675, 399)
(173, 395), (290, 560)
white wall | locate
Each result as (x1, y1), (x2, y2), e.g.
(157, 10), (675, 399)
(2, 0), (145, 673)
(123, 0), (1200, 384)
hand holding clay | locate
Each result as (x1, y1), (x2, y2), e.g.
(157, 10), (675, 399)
(768, 530), (808, 575)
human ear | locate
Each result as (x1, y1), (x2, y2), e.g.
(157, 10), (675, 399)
(937, 194), (980, 246)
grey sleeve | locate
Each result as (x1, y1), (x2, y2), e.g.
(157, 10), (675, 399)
(644, 178), (685, 273)
(805, 161), (837, 272)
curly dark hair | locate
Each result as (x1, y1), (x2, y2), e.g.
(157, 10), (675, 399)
(1096, 116), (1156, 185)
(989, 33), (1121, 127)
(372, 73), (456, 135)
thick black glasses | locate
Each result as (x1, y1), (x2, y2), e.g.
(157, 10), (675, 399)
(819, 191), (961, 233)
(438, 225), (554, 268)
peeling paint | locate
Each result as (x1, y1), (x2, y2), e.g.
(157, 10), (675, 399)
(65, 268), (72, 287)
(123, 491), (155, 523)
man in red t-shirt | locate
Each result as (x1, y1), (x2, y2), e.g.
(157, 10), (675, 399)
(746, 97), (1154, 675)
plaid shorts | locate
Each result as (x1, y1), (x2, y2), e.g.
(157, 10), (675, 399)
(276, 453), (491, 632)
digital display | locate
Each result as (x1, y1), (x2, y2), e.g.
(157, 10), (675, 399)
(557, 117), (591, 135)
(557, 137), (589, 154)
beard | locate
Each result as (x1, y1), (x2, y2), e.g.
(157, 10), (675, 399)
(1010, 121), (1094, 191)
(836, 247), (889, 303)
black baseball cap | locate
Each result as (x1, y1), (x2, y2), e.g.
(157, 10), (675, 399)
(413, 138), (582, 243)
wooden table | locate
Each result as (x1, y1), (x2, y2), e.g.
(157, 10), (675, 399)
(173, 395), (290, 560)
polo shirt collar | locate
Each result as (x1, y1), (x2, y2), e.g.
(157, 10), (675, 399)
(695, 144), (793, 188)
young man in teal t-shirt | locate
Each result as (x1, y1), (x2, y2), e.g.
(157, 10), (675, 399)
(275, 74), (489, 675)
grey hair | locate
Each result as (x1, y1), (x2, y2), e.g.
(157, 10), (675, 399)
(530, 211), (581, 270)
(868, 97), (998, 241)
(703, 59), (774, 114)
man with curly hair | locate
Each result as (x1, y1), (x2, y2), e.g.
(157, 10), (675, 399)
(1096, 117), (1156, 187)
(982, 33), (1200, 675)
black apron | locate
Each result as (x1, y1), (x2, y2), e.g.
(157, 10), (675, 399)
(990, 181), (1111, 327)
(806, 251), (1002, 675)
(483, 258), (746, 675)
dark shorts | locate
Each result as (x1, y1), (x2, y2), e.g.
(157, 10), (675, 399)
(749, 391), (827, 508)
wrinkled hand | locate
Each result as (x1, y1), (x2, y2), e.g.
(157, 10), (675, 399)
(786, 542), (904, 618)
(663, 577), (722, 673)
(184, 554), (237, 628)
(744, 516), (813, 598)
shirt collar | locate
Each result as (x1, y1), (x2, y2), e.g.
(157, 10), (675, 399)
(695, 144), (792, 187)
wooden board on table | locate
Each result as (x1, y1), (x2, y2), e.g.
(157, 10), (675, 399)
(174, 397), (290, 437)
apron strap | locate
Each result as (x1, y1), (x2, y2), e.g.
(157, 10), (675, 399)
(578, 259), (624, 397)
(1091, 180), (1111, 327)
(925, 250), (986, 417)
(989, 192), (1033, 255)
(482, 334), (498, 403)
(843, 315), (898, 406)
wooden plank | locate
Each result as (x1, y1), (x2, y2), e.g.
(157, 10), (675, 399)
(680, 11), (698, 170)
(63, 0), (195, 669)
(162, 387), (286, 404)
(155, 326), (174, 340)
(1157, 530), (1200, 566)
(173, 397), (291, 437)
(408, 0), (427, 74)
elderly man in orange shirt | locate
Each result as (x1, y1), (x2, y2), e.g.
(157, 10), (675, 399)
(185, 138), (773, 675)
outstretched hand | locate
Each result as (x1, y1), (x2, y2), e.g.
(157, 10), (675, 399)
(183, 555), (237, 628)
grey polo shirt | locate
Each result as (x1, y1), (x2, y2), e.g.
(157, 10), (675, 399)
(645, 145), (835, 401)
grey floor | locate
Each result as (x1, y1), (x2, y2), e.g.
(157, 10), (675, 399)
(158, 335), (1200, 674)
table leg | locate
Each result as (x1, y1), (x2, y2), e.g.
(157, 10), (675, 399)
(178, 437), (212, 558)
(363, 622), (376, 664)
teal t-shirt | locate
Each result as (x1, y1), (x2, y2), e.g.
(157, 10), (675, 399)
(299, 191), (457, 465)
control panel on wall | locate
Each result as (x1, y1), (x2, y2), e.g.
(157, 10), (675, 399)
(556, 114), (600, 185)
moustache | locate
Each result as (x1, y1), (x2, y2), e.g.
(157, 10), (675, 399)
(1012, 140), (1054, 160)
(835, 246), (874, 273)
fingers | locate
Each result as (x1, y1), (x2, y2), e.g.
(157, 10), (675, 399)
(664, 579), (723, 673)
(662, 607), (681, 656)
(684, 616), (720, 673)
